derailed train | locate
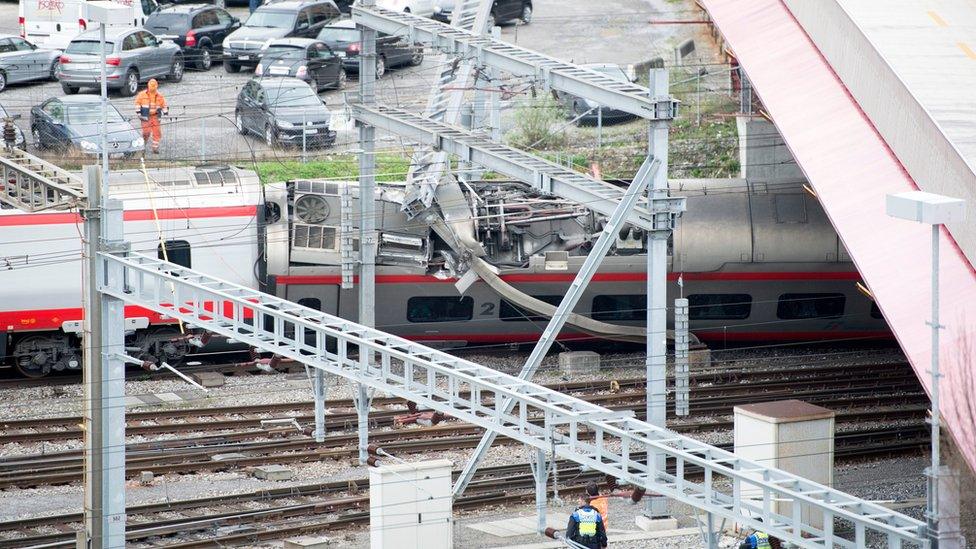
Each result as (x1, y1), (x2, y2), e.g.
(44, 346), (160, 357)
(0, 166), (888, 377)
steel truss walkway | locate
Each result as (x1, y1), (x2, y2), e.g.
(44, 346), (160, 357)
(0, 148), (84, 211)
(98, 251), (927, 549)
(349, 103), (672, 231)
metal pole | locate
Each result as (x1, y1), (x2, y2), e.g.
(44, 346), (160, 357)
(489, 26), (502, 142)
(646, 67), (670, 519)
(696, 71), (701, 127)
(928, 223), (941, 545)
(200, 117), (206, 163)
(99, 24), (108, 188)
(706, 512), (718, 549)
(597, 107), (602, 148)
(301, 111), (307, 163)
(313, 368), (326, 442)
(82, 166), (126, 549)
(533, 447), (548, 534)
(356, 0), (377, 465)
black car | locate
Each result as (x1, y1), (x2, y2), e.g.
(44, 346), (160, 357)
(235, 77), (336, 148)
(222, 0), (341, 73)
(433, 0), (531, 25)
(257, 38), (345, 91)
(145, 4), (241, 70)
(317, 19), (422, 77)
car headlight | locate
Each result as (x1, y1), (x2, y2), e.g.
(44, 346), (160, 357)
(132, 137), (144, 148)
(79, 139), (98, 151)
(277, 120), (294, 128)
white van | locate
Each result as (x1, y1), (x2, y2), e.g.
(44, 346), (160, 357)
(19, 0), (159, 50)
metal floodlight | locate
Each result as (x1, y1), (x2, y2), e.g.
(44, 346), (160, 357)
(886, 191), (966, 225)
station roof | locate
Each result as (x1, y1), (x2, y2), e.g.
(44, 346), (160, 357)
(701, 0), (976, 472)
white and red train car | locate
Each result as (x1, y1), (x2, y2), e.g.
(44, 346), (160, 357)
(0, 165), (265, 377)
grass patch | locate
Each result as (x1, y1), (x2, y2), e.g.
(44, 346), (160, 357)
(253, 155), (413, 184)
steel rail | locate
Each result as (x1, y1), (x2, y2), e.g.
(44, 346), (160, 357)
(94, 252), (928, 548)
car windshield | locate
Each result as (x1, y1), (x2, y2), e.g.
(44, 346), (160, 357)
(65, 104), (126, 125)
(590, 66), (629, 82)
(245, 11), (296, 28)
(65, 40), (116, 55)
(265, 85), (320, 109)
(146, 13), (188, 30)
(263, 45), (305, 59)
(318, 27), (358, 42)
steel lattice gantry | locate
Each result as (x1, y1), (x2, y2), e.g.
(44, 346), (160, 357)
(349, 103), (679, 232)
(97, 251), (928, 549)
(0, 148), (84, 211)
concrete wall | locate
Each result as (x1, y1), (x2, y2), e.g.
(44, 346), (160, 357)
(736, 117), (805, 183)
(783, 0), (976, 267)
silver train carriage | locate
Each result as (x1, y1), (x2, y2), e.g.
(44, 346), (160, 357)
(262, 177), (889, 350)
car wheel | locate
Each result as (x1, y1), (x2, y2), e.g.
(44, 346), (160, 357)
(61, 82), (79, 95)
(169, 55), (184, 82)
(409, 47), (424, 66)
(49, 59), (60, 81)
(0, 71), (7, 93)
(264, 124), (276, 147)
(121, 69), (139, 97)
(31, 126), (44, 149)
(235, 111), (246, 135)
(336, 68), (347, 90)
(375, 55), (386, 78)
(196, 47), (212, 71)
(520, 4), (532, 23)
(224, 60), (240, 73)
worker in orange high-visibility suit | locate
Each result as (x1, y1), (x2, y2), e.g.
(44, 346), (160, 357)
(134, 79), (167, 154)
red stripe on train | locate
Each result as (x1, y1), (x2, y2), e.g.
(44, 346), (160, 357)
(0, 205), (258, 226)
(275, 271), (863, 285)
(0, 301), (254, 331)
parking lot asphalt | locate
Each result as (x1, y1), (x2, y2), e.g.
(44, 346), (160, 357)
(0, 0), (696, 166)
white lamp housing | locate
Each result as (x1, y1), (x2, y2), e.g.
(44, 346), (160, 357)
(886, 191), (966, 225)
(83, 1), (132, 25)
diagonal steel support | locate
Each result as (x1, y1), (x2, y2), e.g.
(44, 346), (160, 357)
(98, 252), (929, 549)
(0, 149), (84, 211)
(453, 157), (669, 496)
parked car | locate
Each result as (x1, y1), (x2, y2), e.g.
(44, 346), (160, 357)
(0, 103), (27, 149)
(145, 4), (241, 70)
(432, 0), (531, 25)
(31, 95), (143, 157)
(317, 19), (422, 77)
(19, 0), (160, 50)
(556, 63), (638, 125)
(58, 28), (184, 97)
(222, 0), (341, 73)
(235, 77), (336, 148)
(0, 35), (62, 93)
(257, 38), (345, 91)
(376, 0), (435, 17)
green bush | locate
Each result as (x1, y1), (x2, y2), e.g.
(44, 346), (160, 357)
(507, 94), (566, 150)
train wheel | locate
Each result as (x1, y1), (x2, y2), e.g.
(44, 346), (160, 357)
(134, 327), (191, 367)
(12, 335), (56, 378)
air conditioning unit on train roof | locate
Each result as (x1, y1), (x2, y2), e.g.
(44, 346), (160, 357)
(290, 180), (347, 266)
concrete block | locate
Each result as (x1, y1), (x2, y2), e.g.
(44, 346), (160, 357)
(139, 471), (154, 485)
(190, 371), (225, 388)
(211, 453), (246, 462)
(634, 516), (679, 532)
(558, 351), (601, 375)
(690, 347), (711, 369)
(284, 536), (331, 549)
(253, 465), (294, 481)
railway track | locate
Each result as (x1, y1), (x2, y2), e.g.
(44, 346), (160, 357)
(1, 361), (918, 446)
(0, 424), (928, 549)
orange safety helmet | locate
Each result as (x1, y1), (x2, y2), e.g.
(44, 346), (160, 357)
(147, 78), (158, 92)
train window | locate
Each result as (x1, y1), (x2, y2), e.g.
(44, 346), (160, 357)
(407, 296), (474, 323)
(499, 296), (564, 322)
(592, 295), (646, 322)
(777, 293), (846, 319)
(688, 294), (752, 320)
(298, 298), (321, 310)
(870, 302), (883, 319)
(158, 240), (191, 269)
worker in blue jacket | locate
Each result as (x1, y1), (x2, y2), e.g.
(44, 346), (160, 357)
(565, 494), (608, 549)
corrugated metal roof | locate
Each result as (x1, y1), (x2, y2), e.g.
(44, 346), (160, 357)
(701, 0), (976, 471)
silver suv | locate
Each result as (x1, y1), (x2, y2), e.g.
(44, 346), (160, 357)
(58, 28), (184, 97)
